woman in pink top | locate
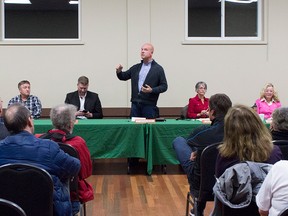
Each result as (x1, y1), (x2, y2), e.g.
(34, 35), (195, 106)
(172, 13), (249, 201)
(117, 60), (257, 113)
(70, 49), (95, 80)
(255, 83), (281, 119)
(187, 81), (209, 119)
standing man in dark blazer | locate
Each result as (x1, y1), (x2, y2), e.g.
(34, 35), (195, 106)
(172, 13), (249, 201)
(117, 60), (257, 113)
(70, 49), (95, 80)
(116, 43), (168, 119)
(65, 76), (103, 119)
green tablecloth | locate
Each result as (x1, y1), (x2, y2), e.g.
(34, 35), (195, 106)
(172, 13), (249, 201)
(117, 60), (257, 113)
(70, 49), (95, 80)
(33, 119), (203, 174)
(146, 119), (202, 174)
(34, 119), (147, 159)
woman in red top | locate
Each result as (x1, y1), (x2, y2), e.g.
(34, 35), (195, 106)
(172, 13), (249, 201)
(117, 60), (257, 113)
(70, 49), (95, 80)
(187, 81), (209, 119)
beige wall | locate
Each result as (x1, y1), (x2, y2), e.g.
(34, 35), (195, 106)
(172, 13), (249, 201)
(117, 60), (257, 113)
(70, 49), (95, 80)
(0, 0), (288, 109)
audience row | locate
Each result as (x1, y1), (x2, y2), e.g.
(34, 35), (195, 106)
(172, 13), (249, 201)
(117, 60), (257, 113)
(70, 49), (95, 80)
(0, 102), (93, 216)
(173, 92), (288, 216)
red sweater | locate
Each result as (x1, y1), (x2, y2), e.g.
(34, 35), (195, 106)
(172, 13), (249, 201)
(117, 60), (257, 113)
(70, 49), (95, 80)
(36, 129), (94, 203)
(187, 95), (209, 119)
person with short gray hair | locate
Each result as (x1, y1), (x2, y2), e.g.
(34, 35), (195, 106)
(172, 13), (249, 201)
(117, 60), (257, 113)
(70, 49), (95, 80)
(187, 81), (209, 119)
(37, 103), (94, 215)
(271, 107), (288, 140)
(50, 104), (77, 133)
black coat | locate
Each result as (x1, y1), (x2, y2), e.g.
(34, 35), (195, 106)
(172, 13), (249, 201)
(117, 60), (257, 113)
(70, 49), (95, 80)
(65, 91), (103, 119)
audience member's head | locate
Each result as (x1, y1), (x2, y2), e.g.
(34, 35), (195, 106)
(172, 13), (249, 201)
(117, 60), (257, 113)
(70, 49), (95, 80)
(4, 103), (33, 134)
(77, 76), (89, 97)
(18, 80), (31, 99)
(260, 83), (280, 102)
(50, 104), (77, 133)
(208, 93), (232, 120)
(271, 107), (288, 132)
(219, 104), (273, 162)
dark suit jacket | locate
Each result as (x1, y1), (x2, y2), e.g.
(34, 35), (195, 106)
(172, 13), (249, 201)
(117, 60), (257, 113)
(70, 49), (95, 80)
(65, 91), (103, 119)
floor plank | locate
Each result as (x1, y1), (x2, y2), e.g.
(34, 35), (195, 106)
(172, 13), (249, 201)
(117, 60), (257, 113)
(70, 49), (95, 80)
(85, 159), (214, 216)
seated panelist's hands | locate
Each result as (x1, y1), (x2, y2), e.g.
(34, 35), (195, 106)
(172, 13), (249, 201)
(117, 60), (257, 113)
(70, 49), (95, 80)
(75, 110), (92, 118)
(141, 84), (152, 93)
(200, 109), (209, 116)
(116, 64), (123, 73)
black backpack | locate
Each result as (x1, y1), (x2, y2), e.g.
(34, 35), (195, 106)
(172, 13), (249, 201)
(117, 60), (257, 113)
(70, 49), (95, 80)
(38, 131), (75, 143)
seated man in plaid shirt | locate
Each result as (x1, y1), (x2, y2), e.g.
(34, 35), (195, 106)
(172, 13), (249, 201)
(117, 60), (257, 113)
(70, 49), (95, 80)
(8, 80), (42, 119)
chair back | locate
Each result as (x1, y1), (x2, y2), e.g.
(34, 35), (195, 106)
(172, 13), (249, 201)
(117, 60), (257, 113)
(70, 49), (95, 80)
(0, 163), (53, 216)
(197, 142), (221, 202)
(273, 140), (288, 160)
(279, 207), (288, 216)
(58, 143), (80, 198)
(180, 105), (188, 119)
(0, 198), (27, 216)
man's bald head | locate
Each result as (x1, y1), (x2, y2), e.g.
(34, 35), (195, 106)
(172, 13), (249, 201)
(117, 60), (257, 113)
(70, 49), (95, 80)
(4, 103), (32, 134)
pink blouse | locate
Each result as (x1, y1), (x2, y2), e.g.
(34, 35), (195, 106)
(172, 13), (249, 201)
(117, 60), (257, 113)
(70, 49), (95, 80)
(255, 98), (281, 119)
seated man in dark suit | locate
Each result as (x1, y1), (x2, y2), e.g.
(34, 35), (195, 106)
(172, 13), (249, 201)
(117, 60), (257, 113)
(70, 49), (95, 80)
(65, 76), (103, 119)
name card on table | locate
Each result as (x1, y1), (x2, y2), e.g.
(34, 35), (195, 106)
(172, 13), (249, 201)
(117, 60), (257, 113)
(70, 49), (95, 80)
(131, 117), (155, 124)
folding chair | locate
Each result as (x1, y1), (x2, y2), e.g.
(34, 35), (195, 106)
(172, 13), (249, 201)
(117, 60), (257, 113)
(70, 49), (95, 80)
(0, 163), (54, 216)
(58, 143), (86, 216)
(186, 142), (221, 216)
(272, 140), (288, 160)
(0, 198), (27, 216)
(279, 207), (288, 216)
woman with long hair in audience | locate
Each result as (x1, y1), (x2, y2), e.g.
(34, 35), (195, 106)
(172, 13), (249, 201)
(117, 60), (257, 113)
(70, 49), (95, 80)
(215, 104), (282, 178)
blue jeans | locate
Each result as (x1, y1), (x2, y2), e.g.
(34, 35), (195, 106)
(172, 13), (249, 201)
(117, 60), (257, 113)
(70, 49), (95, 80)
(172, 137), (194, 190)
(131, 103), (159, 118)
(172, 137), (206, 215)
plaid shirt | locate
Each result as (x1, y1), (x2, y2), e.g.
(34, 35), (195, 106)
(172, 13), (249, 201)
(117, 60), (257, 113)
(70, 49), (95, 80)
(8, 95), (42, 119)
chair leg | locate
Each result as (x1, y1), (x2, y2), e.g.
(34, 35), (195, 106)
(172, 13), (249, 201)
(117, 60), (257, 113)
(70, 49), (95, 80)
(161, 164), (167, 174)
(79, 203), (86, 216)
(83, 203), (86, 216)
(186, 192), (195, 216)
(186, 192), (190, 216)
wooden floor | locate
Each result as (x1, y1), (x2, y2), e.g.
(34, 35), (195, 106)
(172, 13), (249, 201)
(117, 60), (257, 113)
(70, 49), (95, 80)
(84, 159), (214, 216)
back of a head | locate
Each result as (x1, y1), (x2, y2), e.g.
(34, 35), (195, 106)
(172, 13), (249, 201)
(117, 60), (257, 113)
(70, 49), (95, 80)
(209, 93), (232, 118)
(221, 104), (272, 161)
(50, 104), (77, 132)
(272, 107), (288, 131)
(4, 103), (30, 134)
